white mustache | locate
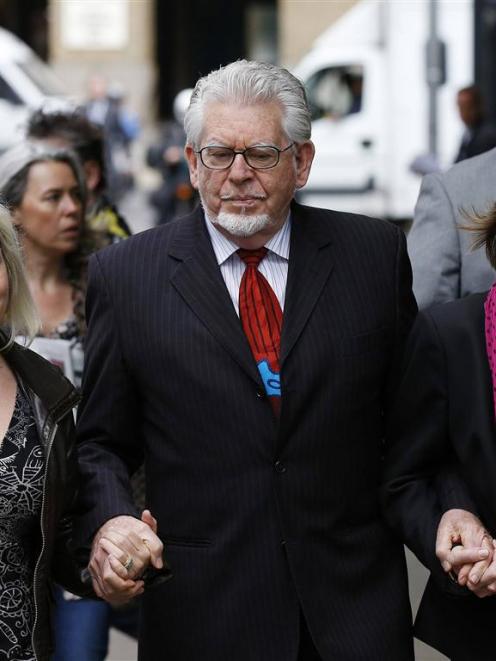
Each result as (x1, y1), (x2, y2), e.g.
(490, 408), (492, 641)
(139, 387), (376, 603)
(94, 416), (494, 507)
(220, 194), (266, 201)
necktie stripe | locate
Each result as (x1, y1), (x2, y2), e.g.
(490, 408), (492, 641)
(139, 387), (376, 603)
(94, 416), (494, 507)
(244, 274), (266, 353)
(259, 277), (282, 332)
(254, 275), (279, 354)
(259, 278), (282, 358)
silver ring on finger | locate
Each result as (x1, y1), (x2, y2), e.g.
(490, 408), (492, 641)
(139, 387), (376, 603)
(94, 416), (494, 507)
(123, 554), (134, 572)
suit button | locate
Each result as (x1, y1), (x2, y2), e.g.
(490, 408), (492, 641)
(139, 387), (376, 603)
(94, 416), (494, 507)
(274, 460), (286, 474)
(256, 389), (266, 399)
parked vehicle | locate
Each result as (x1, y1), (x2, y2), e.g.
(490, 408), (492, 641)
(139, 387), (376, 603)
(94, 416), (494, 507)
(0, 28), (67, 152)
(294, 0), (473, 221)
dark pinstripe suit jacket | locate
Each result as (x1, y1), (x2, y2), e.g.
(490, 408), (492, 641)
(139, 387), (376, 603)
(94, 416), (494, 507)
(76, 201), (417, 661)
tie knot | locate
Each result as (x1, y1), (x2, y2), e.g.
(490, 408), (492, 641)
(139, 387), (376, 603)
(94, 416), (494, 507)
(237, 247), (268, 268)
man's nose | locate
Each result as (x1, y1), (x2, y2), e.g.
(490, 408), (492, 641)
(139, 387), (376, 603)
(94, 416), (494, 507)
(228, 152), (254, 180)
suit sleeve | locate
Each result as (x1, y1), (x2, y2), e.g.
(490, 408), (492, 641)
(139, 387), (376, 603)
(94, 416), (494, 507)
(395, 225), (418, 356)
(408, 173), (462, 309)
(382, 310), (470, 590)
(74, 253), (141, 550)
(383, 225), (418, 410)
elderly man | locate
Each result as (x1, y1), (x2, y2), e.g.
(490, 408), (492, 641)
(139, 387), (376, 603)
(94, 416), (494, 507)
(76, 60), (417, 661)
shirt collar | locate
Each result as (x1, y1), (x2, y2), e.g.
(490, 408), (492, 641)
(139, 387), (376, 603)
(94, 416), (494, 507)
(204, 211), (291, 266)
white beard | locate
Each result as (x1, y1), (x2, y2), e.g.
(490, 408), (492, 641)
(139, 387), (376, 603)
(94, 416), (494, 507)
(214, 212), (274, 238)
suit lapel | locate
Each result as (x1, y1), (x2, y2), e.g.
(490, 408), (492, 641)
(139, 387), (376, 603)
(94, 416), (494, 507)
(169, 208), (262, 387)
(168, 204), (335, 388)
(280, 203), (334, 365)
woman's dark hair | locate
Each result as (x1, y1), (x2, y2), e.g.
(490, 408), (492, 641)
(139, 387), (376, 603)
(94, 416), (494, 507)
(27, 109), (107, 193)
(2, 150), (101, 338)
(2, 150), (86, 208)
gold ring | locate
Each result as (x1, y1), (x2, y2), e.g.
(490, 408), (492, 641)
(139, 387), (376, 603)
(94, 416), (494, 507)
(123, 555), (134, 572)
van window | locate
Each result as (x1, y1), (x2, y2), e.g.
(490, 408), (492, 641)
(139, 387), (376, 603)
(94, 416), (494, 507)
(0, 74), (22, 106)
(17, 57), (64, 97)
(306, 65), (364, 120)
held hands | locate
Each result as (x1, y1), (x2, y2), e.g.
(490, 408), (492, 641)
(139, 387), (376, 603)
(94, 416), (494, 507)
(88, 509), (164, 605)
(436, 509), (496, 598)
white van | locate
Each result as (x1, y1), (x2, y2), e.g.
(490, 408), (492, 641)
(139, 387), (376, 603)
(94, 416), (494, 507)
(294, 0), (473, 221)
(0, 27), (67, 151)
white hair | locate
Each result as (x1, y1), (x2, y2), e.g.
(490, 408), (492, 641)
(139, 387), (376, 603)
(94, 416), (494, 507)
(0, 204), (39, 347)
(184, 60), (312, 148)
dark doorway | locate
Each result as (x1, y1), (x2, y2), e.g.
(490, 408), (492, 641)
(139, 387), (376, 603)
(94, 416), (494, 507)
(154, 0), (277, 119)
(0, 0), (49, 60)
(475, 0), (496, 123)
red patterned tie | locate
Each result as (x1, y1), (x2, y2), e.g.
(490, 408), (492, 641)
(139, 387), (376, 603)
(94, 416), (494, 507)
(237, 248), (282, 415)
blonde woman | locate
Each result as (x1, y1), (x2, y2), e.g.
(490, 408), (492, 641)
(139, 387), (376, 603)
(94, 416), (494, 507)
(0, 142), (148, 661)
(0, 205), (87, 661)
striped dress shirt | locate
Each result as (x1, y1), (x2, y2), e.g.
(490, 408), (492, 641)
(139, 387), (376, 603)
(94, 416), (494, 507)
(203, 213), (291, 315)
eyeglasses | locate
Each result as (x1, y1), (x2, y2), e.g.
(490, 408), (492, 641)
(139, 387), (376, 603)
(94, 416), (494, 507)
(195, 143), (294, 170)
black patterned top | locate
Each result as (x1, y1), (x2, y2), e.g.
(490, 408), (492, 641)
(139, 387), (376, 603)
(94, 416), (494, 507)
(0, 385), (44, 661)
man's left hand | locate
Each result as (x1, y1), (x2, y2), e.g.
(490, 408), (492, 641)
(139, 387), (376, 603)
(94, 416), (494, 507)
(88, 509), (163, 604)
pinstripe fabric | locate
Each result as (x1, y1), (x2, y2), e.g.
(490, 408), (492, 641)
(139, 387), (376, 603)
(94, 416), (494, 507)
(204, 212), (290, 314)
(76, 202), (417, 661)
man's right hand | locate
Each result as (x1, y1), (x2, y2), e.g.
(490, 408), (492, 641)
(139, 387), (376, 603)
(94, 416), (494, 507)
(88, 509), (164, 605)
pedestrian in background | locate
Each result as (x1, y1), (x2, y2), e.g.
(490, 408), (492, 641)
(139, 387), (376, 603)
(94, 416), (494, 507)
(146, 88), (197, 225)
(84, 74), (139, 201)
(0, 143), (89, 382)
(408, 145), (496, 309)
(454, 85), (496, 164)
(27, 109), (132, 245)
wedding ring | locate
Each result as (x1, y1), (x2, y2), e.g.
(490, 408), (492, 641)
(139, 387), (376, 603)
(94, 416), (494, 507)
(448, 570), (458, 584)
(123, 554), (134, 572)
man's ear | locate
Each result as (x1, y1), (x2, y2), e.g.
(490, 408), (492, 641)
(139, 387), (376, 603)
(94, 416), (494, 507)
(83, 160), (102, 194)
(184, 145), (199, 190)
(294, 141), (315, 190)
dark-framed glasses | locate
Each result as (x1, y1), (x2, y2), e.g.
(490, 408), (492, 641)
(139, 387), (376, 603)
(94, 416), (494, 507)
(195, 143), (294, 170)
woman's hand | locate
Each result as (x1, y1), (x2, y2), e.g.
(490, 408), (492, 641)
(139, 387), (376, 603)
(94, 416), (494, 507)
(436, 509), (495, 597)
